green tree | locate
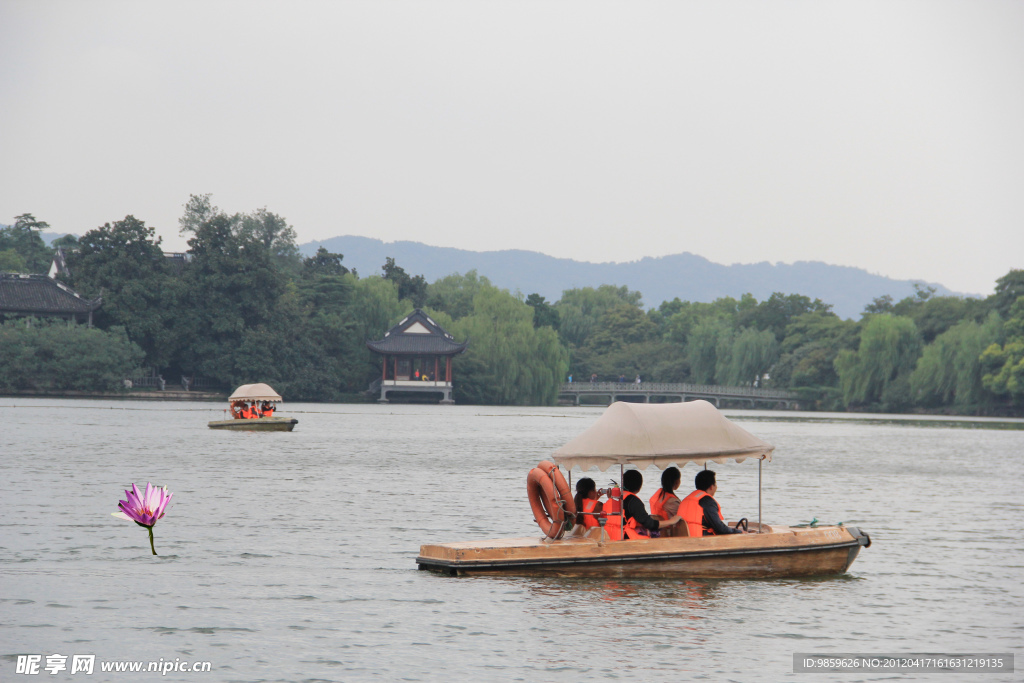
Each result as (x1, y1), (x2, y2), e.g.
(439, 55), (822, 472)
(738, 292), (832, 341)
(987, 269), (1024, 319)
(297, 250), (353, 315)
(980, 296), (1024, 403)
(770, 312), (858, 389)
(835, 314), (922, 409)
(425, 270), (490, 320)
(585, 304), (657, 356)
(302, 247), (348, 277)
(525, 293), (560, 330)
(0, 214), (53, 272)
(444, 284), (569, 405)
(178, 193), (221, 235)
(382, 257), (427, 308)
(66, 215), (182, 369)
(911, 313), (1002, 408)
(236, 208), (302, 276)
(556, 285), (644, 349)
(720, 327), (779, 386)
(910, 295), (980, 344)
(51, 234), (79, 250)
(0, 248), (27, 273)
(177, 214), (284, 384)
(687, 318), (731, 384)
(0, 321), (143, 392)
(863, 294), (894, 315)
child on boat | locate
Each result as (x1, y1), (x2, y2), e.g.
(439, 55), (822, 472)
(573, 478), (604, 530)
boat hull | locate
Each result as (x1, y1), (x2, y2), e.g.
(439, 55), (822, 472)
(207, 417), (298, 431)
(417, 525), (870, 579)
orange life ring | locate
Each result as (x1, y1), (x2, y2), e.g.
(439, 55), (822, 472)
(526, 460), (577, 539)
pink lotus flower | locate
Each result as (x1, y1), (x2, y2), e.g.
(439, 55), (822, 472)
(112, 483), (172, 555)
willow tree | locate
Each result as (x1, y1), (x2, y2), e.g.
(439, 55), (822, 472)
(446, 285), (569, 405)
(687, 318), (730, 385)
(721, 327), (780, 386)
(910, 313), (1002, 408)
(835, 315), (922, 408)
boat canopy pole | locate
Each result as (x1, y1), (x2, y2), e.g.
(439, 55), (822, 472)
(758, 456), (762, 533)
(620, 463), (624, 534)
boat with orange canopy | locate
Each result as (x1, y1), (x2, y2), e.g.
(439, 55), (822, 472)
(207, 383), (298, 431)
(417, 400), (870, 578)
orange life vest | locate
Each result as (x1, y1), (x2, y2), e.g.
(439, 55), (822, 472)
(679, 490), (724, 537)
(581, 499), (600, 529)
(241, 406), (253, 419)
(649, 488), (679, 518)
(622, 491), (648, 540)
(603, 488), (623, 540)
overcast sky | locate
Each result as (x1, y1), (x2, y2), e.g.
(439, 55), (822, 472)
(1, 1), (1021, 295)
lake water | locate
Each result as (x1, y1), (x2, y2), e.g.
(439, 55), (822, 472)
(1, 399), (1022, 682)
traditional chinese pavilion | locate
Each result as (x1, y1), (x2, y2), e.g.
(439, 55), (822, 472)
(0, 273), (102, 326)
(367, 309), (468, 404)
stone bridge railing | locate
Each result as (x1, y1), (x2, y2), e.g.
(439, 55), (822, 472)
(558, 382), (799, 407)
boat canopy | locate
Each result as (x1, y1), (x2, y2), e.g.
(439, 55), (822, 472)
(228, 383), (283, 402)
(552, 400), (774, 472)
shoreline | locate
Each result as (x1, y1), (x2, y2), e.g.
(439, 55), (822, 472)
(0, 389), (225, 401)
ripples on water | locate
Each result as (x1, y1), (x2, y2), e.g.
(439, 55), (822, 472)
(1, 399), (1021, 682)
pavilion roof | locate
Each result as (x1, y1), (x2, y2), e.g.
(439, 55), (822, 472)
(0, 274), (102, 316)
(366, 309), (468, 356)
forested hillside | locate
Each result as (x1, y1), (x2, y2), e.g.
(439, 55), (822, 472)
(2, 200), (1022, 414)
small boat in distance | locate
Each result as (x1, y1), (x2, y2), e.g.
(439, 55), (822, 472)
(208, 383), (298, 431)
(418, 400), (870, 578)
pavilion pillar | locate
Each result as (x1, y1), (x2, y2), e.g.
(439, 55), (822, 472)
(382, 355), (387, 381)
(446, 357), (451, 383)
(434, 356), (439, 383)
(393, 356), (398, 381)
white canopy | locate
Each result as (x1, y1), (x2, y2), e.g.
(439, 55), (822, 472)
(228, 383), (283, 402)
(552, 400), (773, 472)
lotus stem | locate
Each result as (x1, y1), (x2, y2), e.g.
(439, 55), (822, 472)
(148, 526), (157, 556)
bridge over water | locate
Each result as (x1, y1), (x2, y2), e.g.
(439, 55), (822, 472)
(559, 382), (800, 408)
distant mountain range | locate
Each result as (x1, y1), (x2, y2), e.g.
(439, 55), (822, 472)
(300, 236), (961, 320)
(26, 229), (959, 319)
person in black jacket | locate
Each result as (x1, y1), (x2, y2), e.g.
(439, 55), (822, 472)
(621, 469), (681, 539)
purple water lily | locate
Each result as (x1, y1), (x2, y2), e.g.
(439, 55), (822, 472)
(112, 483), (172, 555)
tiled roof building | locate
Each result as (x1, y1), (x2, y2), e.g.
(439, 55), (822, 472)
(0, 274), (102, 325)
(366, 309), (468, 404)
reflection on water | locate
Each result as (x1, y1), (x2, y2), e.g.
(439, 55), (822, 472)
(0, 399), (1021, 682)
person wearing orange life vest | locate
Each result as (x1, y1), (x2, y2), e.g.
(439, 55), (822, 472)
(240, 403), (253, 419)
(573, 477), (604, 530)
(621, 470), (681, 540)
(679, 469), (745, 537)
(649, 466), (684, 537)
(601, 485), (624, 540)
(260, 401), (275, 417)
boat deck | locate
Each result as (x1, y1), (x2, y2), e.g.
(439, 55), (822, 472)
(418, 524), (870, 578)
(208, 417), (298, 431)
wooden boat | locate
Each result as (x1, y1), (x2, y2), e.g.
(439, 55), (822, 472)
(418, 400), (870, 578)
(207, 416), (298, 431)
(208, 383), (298, 431)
